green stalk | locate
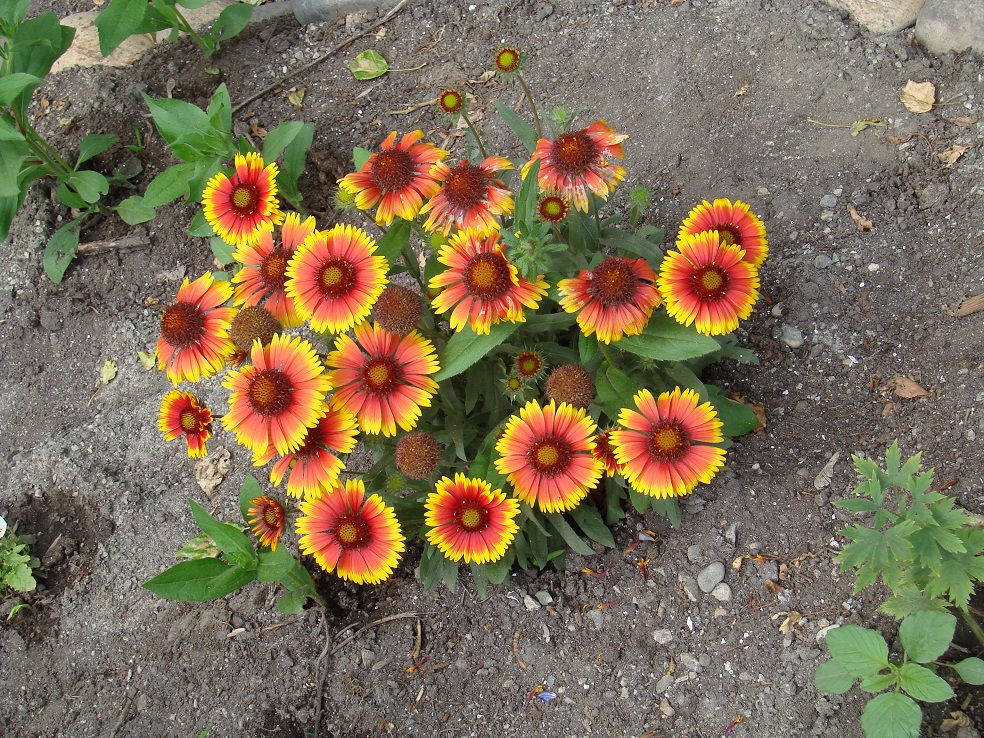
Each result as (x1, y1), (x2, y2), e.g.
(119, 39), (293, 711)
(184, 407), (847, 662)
(460, 111), (488, 160)
(173, 6), (208, 53)
(599, 342), (616, 367)
(961, 608), (984, 650)
(517, 73), (543, 139)
(591, 192), (603, 240)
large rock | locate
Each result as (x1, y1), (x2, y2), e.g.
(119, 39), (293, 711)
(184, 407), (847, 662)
(823, 0), (926, 33)
(915, 0), (984, 55)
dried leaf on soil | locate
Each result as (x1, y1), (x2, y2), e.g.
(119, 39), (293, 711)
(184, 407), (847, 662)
(137, 351), (155, 370)
(952, 114), (979, 128)
(287, 88), (305, 107)
(195, 447), (231, 496)
(850, 118), (887, 136)
(900, 80), (935, 113)
(733, 83), (750, 97)
(956, 294), (984, 317)
(100, 360), (118, 385)
(249, 121), (267, 140)
(813, 451), (840, 490)
(891, 376), (930, 399)
(773, 610), (803, 635)
(349, 50), (389, 80)
(849, 207), (873, 231)
(764, 579), (783, 595)
(937, 144), (969, 167)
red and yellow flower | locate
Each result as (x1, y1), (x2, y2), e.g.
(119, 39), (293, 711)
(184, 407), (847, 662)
(429, 229), (548, 335)
(158, 390), (213, 458)
(296, 479), (405, 584)
(232, 212), (315, 328)
(420, 156), (514, 236)
(538, 195), (569, 223)
(326, 322), (439, 437)
(514, 350), (544, 379)
(246, 496), (286, 551)
(521, 121), (627, 212)
(658, 231), (760, 336)
(254, 406), (359, 500)
(284, 223), (387, 334)
(592, 428), (623, 477)
(678, 198), (768, 267)
(222, 334), (331, 456)
(338, 130), (447, 226)
(557, 256), (662, 344)
(424, 474), (520, 564)
(610, 387), (726, 498)
(156, 272), (236, 385)
(202, 152), (284, 247)
(494, 399), (603, 513)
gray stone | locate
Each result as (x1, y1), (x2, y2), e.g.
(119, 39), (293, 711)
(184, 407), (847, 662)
(819, 194), (839, 208)
(686, 544), (702, 562)
(523, 594), (541, 611)
(655, 674), (675, 693)
(679, 574), (700, 602)
(534, 590), (554, 606)
(915, 0), (984, 54)
(781, 325), (805, 349)
(724, 522), (738, 545)
(813, 254), (834, 269)
(823, 0), (925, 33)
(955, 727), (982, 738)
(697, 562), (726, 593)
(585, 608), (604, 630)
(652, 628), (674, 645)
(711, 583), (733, 602)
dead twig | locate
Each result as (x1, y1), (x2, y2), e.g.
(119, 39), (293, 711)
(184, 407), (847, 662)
(107, 688), (136, 738)
(512, 630), (527, 670)
(231, 0), (409, 116)
(330, 611), (421, 655)
(77, 234), (150, 257)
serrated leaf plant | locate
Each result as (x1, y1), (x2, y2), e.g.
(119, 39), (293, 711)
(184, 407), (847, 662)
(146, 46), (769, 605)
(1, 515), (40, 596)
(816, 611), (984, 738)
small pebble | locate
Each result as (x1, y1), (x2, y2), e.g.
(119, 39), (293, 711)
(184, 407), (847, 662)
(535, 590), (554, 606)
(781, 324), (804, 348)
(813, 254), (833, 269)
(652, 628), (674, 645)
(724, 522), (738, 545)
(710, 583), (732, 602)
(686, 544), (702, 562)
(524, 595), (541, 611)
(819, 194), (838, 208)
(697, 562), (725, 593)
(679, 575), (700, 602)
(655, 674), (674, 693)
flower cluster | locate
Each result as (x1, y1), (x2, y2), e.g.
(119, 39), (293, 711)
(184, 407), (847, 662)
(152, 46), (768, 595)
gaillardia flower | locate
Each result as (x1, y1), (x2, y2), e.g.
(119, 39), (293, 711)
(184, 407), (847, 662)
(538, 195), (569, 223)
(437, 88), (464, 116)
(679, 198), (768, 267)
(296, 479), (405, 584)
(373, 284), (423, 335)
(203, 152), (284, 247)
(420, 156), (514, 236)
(158, 390), (212, 458)
(592, 428), (622, 477)
(543, 364), (595, 410)
(515, 350), (544, 379)
(229, 305), (279, 356)
(425, 474), (520, 564)
(232, 212), (315, 328)
(284, 223), (387, 334)
(429, 229), (548, 335)
(156, 272), (236, 385)
(255, 406), (359, 500)
(521, 121), (627, 212)
(395, 431), (443, 480)
(611, 387), (726, 499)
(246, 496), (286, 551)
(326, 322), (440, 437)
(557, 256), (662, 344)
(494, 399), (603, 513)
(658, 231), (760, 336)
(494, 45), (523, 74)
(222, 334), (331, 456)
(338, 130), (447, 226)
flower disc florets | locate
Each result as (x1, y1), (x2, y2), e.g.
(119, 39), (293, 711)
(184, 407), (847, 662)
(230, 305), (280, 353)
(494, 46), (523, 78)
(373, 284), (423, 335)
(437, 88), (465, 116)
(544, 364), (595, 410)
(395, 431), (443, 480)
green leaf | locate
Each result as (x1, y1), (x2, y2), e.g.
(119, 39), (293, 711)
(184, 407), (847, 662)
(650, 498), (681, 528)
(836, 519), (918, 591)
(144, 93), (212, 149)
(63, 170), (109, 204)
(353, 146), (372, 170)
(279, 122), (313, 203)
(143, 161), (195, 207)
(94, 0), (148, 55)
(545, 513), (594, 556)
(349, 50), (388, 80)
(897, 662), (954, 702)
(207, 3), (252, 48)
(578, 332), (599, 364)
(262, 120), (307, 164)
(814, 658), (855, 694)
(116, 195), (157, 225)
(924, 550), (984, 610)
(10, 16), (75, 116)
(238, 476), (263, 522)
(0, 0), (31, 27)
(0, 72), (41, 106)
(0, 139), (30, 197)
(210, 237), (235, 266)
(495, 101), (539, 153)
(187, 157), (224, 202)
(484, 549), (513, 585)
(143, 559), (256, 602)
(878, 586), (951, 619)
(952, 657), (984, 685)
(705, 386), (761, 437)
(76, 133), (118, 167)
(861, 692), (921, 738)
(375, 218), (411, 271)
(599, 229), (662, 263)
(433, 322), (519, 382)
(834, 498), (882, 514)
(514, 158), (539, 229)
(594, 362), (637, 422)
(619, 313), (721, 361)
(569, 505), (615, 548)
(858, 671), (897, 693)
(277, 590), (307, 614)
(4, 562), (37, 592)
(43, 219), (81, 283)
(257, 545), (295, 583)
(899, 610), (956, 663)
(0, 192), (27, 242)
(187, 208), (215, 238)
(188, 499), (257, 567)
(825, 625), (889, 678)
(0, 117), (26, 142)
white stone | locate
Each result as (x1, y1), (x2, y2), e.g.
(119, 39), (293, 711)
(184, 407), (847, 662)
(823, 0), (925, 33)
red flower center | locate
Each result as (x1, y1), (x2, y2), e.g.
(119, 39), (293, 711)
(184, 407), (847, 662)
(455, 501), (489, 532)
(161, 302), (206, 348)
(716, 225), (741, 247)
(372, 148), (416, 192)
(363, 357), (402, 394)
(590, 257), (636, 306)
(442, 162), (488, 211)
(230, 183), (261, 217)
(648, 423), (690, 461)
(262, 502), (284, 528)
(334, 513), (371, 549)
(550, 130), (599, 177)
(247, 369), (294, 417)
(464, 252), (511, 300)
(506, 375), (524, 393)
(539, 196), (568, 222)
(318, 258), (357, 298)
(260, 247), (291, 289)
(439, 90), (464, 114)
(495, 47), (520, 73)
(179, 407), (202, 433)
(529, 437), (572, 476)
(516, 352), (542, 378)
(691, 265), (730, 300)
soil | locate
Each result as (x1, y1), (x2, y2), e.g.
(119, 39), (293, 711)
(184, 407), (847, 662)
(1, 0), (982, 736)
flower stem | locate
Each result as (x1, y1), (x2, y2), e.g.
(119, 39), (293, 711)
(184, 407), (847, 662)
(591, 192), (603, 240)
(961, 607), (984, 650)
(517, 73), (543, 139)
(173, 7), (208, 53)
(460, 111), (488, 160)
(599, 342), (616, 367)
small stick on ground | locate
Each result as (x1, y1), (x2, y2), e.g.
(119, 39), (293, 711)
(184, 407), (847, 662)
(330, 611), (421, 655)
(512, 630), (527, 670)
(77, 234), (151, 257)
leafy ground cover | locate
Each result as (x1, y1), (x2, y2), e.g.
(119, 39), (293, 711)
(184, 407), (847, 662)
(0, 0), (981, 736)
